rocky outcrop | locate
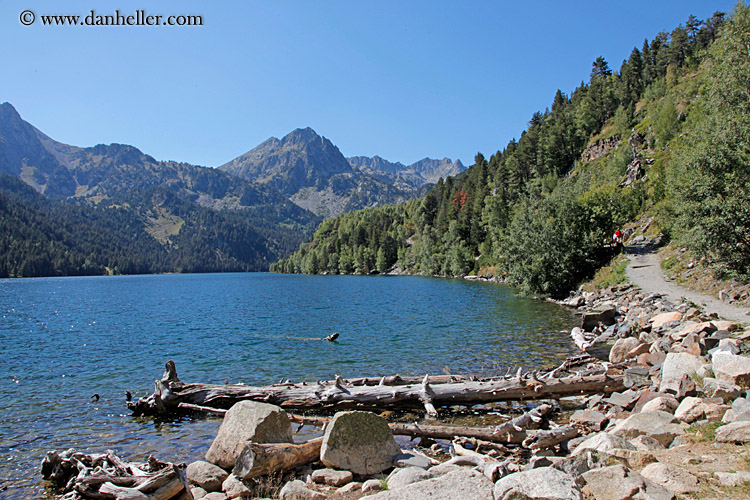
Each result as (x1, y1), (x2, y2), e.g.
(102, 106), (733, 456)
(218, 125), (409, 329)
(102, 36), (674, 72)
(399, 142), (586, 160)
(581, 135), (620, 162)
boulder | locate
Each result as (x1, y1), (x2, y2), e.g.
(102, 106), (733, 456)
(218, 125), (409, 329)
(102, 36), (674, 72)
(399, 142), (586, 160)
(222, 474), (251, 499)
(702, 377), (741, 401)
(582, 306), (617, 331)
(203, 493), (228, 500)
(387, 466), (432, 489)
(651, 312), (683, 331)
(624, 367), (650, 388)
(640, 396), (679, 414)
(553, 449), (615, 477)
(713, 320), (740, 332)
(278, 480), (326, 500)
(205, 402), (293, 469)
(716, 421), (750, 442)
(704, 402), (730, 421)
(629, 435), (664, 452)
(712, 352), (750, 386)
(660, 373), (697, 399)
(610, 337), (640, 363)
(640, 463), (698, 494)
(571, 432), (634, 456)
(368, 469), (494, 500)
(320, 411), (400, 475)
(610, 411), (687, 447)
(674, 397), (705, 423)
(659, 353), (702, 393)
(494, 467), (582, 500)
(714, 471), (750, 487)
(393, 451), (433, 469)
(733, 397), (750, 414)
(310, 469), (353, 486)
(569, 410), (607, 431)
(187, 460), (230, 492)
(582, 464), (674, 500)
(191, 487), (208, 499)
(362, 479), (386, 493)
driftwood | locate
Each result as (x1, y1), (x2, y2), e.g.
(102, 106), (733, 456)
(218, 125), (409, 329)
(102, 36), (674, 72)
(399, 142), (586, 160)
(41, 449), (191, 500)
(233, 437), (323, 480)
(129, 361), (625, 416)
(521, 425), (578, 450)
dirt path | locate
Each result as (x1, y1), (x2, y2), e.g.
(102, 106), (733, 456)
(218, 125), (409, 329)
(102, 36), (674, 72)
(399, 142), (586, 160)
(625, 244), (750, 323)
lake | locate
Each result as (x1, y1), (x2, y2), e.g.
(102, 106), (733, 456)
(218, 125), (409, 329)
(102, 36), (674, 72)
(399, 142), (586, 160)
(0, 272), (577, 498)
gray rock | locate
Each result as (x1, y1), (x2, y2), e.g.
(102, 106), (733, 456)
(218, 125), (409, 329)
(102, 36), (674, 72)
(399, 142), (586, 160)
(203, 493), (229, 500)
(712, 352), (750, 386)
(702, 377), (741, 402)
(610, 411), (687, 447)
(187, 460), (230, 492)
(660, 373), (697, 399)
(310, 468), (353, 486)
(714, 470), (750, 487)
(362, 479), (386, 493)
(624, 367), (651, 388)
(393, 451), (433, 469)
(581, 306), (617, 331)
(674, 397), (705, 423)
(552, 450), (612, 477)
(582, 464), (674, 500)
(205, 401), (293, 469)
(640, 396), (679, 414)
(629, 435), (664, 452)
(368, 469), (493, 500)
(610, 337), (640, 363)
(494, 467), (582, 500)
(569, 410), (607, 431)
(716, 421), (750, 442)
(603, 390), (639, 409)
(640, 463), (698, 494)
(387, 466), (432, 489)
(704, 330), (731, 350)
(571, 431), (634, 456)
(733, 397), (750, 414)
(278, 480), (326, 500)
(191, 486), (208, 499)
(222, 474), (251, 499)
(320, 411), (400, 475)
(659, 353), (702, 393)
(338, 481), (362, 493)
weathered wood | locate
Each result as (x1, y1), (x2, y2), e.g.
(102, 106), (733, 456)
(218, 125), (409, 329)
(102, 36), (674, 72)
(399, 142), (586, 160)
(521, 425), (578, 450)
(129, 361), (625, 416)
(233, 437), (323, 480)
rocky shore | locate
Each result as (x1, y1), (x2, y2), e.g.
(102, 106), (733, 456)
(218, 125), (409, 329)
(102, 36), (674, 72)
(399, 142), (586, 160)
(44, 283), (750, 500)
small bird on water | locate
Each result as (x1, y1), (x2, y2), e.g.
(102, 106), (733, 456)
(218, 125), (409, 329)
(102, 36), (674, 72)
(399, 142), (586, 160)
(125, 390), (132, 402)
(91, 393), (100, 402)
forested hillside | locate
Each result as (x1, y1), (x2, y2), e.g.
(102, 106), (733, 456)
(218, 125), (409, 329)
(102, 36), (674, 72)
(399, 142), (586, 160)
(272, 6), (743, 298)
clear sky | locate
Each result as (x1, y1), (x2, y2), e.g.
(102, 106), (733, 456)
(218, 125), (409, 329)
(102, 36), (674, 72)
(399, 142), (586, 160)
(0, 1), (737, 168)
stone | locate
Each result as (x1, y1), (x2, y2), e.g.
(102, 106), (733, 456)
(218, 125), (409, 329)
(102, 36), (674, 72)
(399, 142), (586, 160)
(310, 469), (353, 486)
(553, 449), (614, 477)
(386, 466), (432, 489)
(368, 468), (494, 500)
(713, 320), (740, 332)
(191, 486), (208, 499)
(640, 396), (679, 414)
(582, 464), (674, 500)
(704, 402), (730, 421)
(714, 471), (750, 487)
(610, 337), (640, 363)
(640, 463), (699, 494)
(320, 411), (400, 475)
(670, 321), (715, 341)
(624, 367), (650, 388)
(187, 460), (230, 492)
(571, 431), (634, 456)
(704, 330), (731, 350)
(582, 306), (617, 331)
(674, 397), (705, 423)
(362, 479), (385, 493)
(659, 353), (702, 393)
(278, 480), (326, 500)
(660, 373), (697, 399)
(716, 421), (750, 442)
(633, 391), (675, 413)
(338, 482), (362, 493)
(205, 401), (293, 469)
(610, 410), (687, 447)
(629, 435), (664, 452)
(702, 377), (741, 401)
(605, 448), (657, 468)
(203, 493), (229, 500)
(222, 474), (251, 499)
(603, 390), (639, 409)
(733, 397), (750, 414)
(651, 312), (683, 331)
(494, 467), (582, 500)
(393, 451), (433, 469)
(712, 352), (750, 386)
(569, 410), (607, 431)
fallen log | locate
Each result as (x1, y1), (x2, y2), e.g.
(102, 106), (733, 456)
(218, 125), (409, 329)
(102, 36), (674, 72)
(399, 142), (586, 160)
(128, 361), (625, 416)
(41, 449), (191, 500)
(521, 425), (578, 450)
(233, 437), (323, 480)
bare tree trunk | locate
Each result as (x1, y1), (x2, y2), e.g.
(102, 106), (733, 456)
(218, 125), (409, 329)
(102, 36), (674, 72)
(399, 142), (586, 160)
(233, 437), (323, 480)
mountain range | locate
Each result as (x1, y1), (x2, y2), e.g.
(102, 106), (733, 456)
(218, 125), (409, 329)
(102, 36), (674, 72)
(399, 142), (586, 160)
(0, 102), (464, 277)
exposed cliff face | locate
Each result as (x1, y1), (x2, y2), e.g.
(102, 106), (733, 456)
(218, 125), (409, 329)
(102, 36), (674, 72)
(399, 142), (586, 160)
(348, 155), (466, 188)
(581, 135), (621, 162)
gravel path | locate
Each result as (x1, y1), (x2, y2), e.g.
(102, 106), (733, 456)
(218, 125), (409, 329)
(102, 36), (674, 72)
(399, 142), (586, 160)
(625, 245), (750, 323)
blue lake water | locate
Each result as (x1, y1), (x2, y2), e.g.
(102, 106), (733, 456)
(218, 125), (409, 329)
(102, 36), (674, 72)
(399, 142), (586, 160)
(0, 273), (577, 498)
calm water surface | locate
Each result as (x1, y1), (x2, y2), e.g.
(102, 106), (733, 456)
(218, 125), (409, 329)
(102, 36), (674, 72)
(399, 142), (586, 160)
(0, 273), (577, 498)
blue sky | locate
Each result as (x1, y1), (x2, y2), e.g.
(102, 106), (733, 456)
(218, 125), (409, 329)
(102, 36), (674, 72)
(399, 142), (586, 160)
(0, 1), (737, 168)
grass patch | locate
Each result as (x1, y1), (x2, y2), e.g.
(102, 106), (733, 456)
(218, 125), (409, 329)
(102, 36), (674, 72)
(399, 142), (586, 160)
(687, 421), (724, 442)
(583, 254), (629, 292)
